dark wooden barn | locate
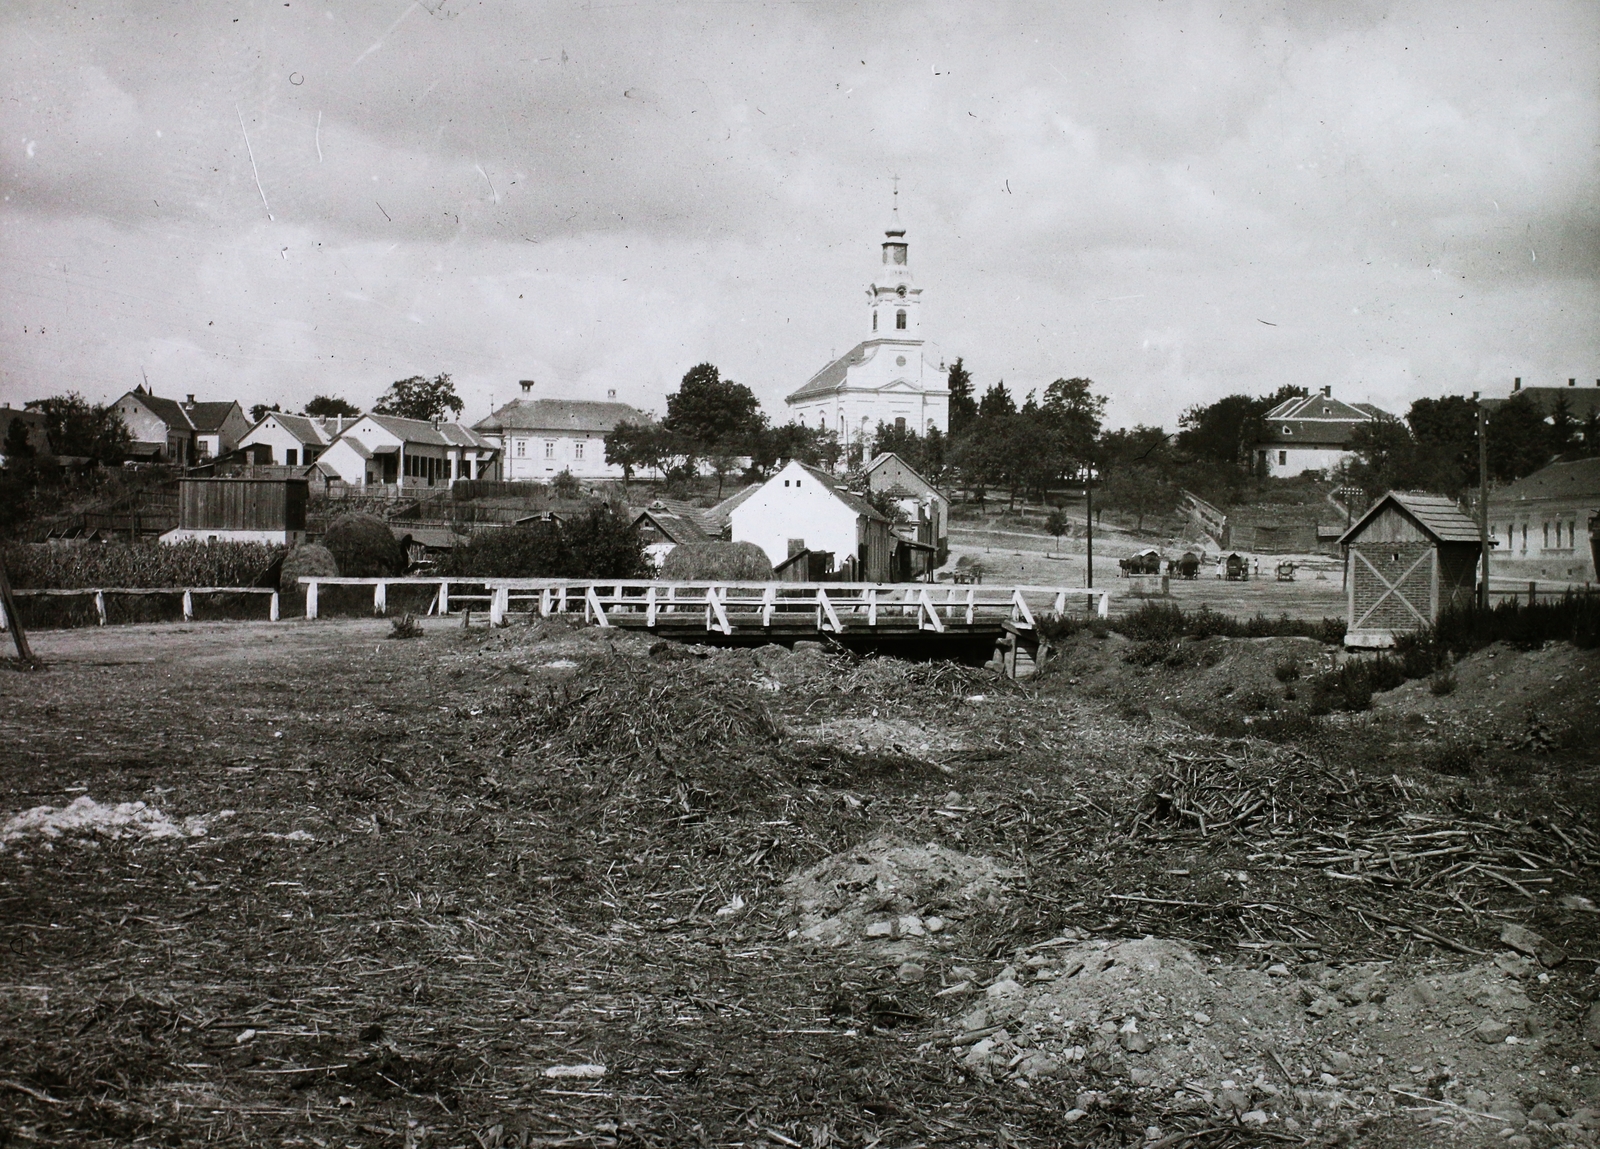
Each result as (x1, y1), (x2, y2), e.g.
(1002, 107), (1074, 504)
(161, 478), (310, 546)
(1338, 492), (1481, 648)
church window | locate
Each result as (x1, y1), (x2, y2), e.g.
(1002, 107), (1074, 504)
(896, 417), (906, 433)
(872, 311), (878, 331)
(896, 310), (906, 330)
(1543, 522), (1550, 548)
(893, 245), (906, 265)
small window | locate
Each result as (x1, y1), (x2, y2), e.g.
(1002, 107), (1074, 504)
(544, 441), (555, 459)
(1543, 522), (1550, 548)
(1283, 425), (1293, 435)
(573, 441), (584, 460)
(784, 480), (790, 487)
(515, 439), (526, 457)
(285, 448), (297, 466)
(896, 310), (907, 330)
(1278, 450), (1287, 465)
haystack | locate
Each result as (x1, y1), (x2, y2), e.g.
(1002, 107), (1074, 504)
(321, 513), (407, 577)
(278, 543), (339, 594)
(660, 540), (774, 581)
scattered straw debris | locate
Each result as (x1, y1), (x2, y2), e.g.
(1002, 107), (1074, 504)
(1, 796), (231, 848)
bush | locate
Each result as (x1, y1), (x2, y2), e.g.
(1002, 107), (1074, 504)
(1114, 600), (1344, 645)
(435, 507), (649, 579)
(1273, 657), (1301, 682)
(389, 613), (422, 639)
(660, 541), (774, 581)
(322, 513), (407, 578)
(2, 540), (281, 589)
(279, 543), (339, 594)
(1307, 655), (1406, 712)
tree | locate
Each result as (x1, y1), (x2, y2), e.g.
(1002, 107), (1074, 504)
(1486, 393), (1555, 482)
(4, 417), (36, 467)
(1549, 395), (1577, 458)
(374, 374), (462, 422)
(249, 402), (281, 424)
(551, 469), (583, 499)
(1045, 508), (1069, 553)
(604, 420), (670, 487)
(305, 394), (362, 418)
(978, 381), (1016, 420)
(750, 423), (841, 475)
(25, 394), (131, 463)
(947, 357), (977, 434)
(1097, 464), (1178, 533)
(661, 363), (764, 452)
(1177, 386), (1307, 470)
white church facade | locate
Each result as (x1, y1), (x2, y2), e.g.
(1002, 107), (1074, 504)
(784, 226), (950, 450)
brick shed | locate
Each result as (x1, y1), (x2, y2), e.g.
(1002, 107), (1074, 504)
(1339, 492), (1481, 648)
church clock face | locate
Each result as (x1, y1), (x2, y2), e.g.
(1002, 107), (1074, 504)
(896, 284), (906, 296)
(896, 356), (907, 366)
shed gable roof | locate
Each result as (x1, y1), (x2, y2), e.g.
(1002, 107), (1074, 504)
(1339, 491), (1481, 545)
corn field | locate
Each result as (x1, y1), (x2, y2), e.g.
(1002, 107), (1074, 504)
(1, 540), (283, 589)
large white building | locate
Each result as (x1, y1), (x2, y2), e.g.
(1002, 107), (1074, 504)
(475, 384), (653, 480)
(785, 225), (950, 451)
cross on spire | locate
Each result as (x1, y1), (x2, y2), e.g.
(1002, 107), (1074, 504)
(891, 173), (899, 219)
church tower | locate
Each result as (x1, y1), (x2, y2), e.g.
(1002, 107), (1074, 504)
(784, 207), (950, 451)
(867, 228), (923, 339)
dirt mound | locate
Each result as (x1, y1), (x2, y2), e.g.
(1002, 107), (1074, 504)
(796, 716), (972, 758)
(1, 796), (231, 849)
(950, 935), (1590, 1136)
(780, 837), (1019, 956)
(1372, 641), (1600, 742)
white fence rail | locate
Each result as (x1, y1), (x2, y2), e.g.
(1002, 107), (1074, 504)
(296, 576), (1110, 632)
(0, 586), (280, 629)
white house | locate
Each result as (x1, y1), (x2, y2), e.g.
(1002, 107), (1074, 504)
(315, 414), (500, 490)
(785, 224), (950, 453)
(111, 388), (251, 465)
(475, 385), (653, 480)
(1253, 387), (1390, 477)
(728, 459), (894, 582)
(238, 413), (350, 466)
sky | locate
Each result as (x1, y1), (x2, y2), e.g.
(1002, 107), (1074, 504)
(2, 0), (1597, 432)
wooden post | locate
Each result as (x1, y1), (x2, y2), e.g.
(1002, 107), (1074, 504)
(490, 586), (508, 626)
(1085, 486), (1094, 589)
(1477, 402), (1490, 610)
(438, 579), (450, 615)
(305, 579), (319, 619)
(268, 591), (280, 622)
(95, 590), (107, 626)
(182, 589), (194, 621)
(373, 581), (387, 616)
(0, 555), (37, 666)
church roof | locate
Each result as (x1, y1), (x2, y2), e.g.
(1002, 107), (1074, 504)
(787, 342), (874, 403)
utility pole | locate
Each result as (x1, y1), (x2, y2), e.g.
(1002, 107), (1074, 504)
(1477, 398), (1490, 609)
(1085, 485), (1094, 590)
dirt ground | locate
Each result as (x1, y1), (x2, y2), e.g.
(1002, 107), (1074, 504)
(2, 616), (1598, 1148)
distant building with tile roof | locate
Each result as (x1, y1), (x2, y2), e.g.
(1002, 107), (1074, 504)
(1493, 377), (1600, 421)
(315, 413), (500, 490)
(1486, 457), (1600, 582)
(785, 224), (950, 452)
(475, 382), (654, 480)
(111, 388), (251, 465)
(238, 412), (353, 467)
(1253, 386), (1391, 478)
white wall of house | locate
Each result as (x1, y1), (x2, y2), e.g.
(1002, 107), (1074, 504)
(730, 460), (861, 568)
(161, 527), (306, 546)
(1261, 446), (1353, 477)
(318, 438), (378, 486)
(238, 419), (320, 465)
(502, 431), (617, 479)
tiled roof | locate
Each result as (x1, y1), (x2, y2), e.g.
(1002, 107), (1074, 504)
(1263, 394), (1380, 422)
(700, 484), (761, 535)
(1257, 394), (1390, 449)
(1489, 457), (1600, 505)
(1340, 492), (1481, 545)
(258, 413), (333, 445)
(132, 393), (193, 431)
(633, 502), (712, 544)
(475, 398), (651, 435)
(787, 342), (873, 403)
(365, 414), (497, 449)
(183, 401), (240, 433)
(797, 462), (890, 522)
(1488, 387), (1600, 420)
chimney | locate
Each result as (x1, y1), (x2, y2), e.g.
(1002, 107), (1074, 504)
(1514, 377), (1521, 391)
(1322, 385), (1332, 398)
(186, 393), (196, 405)
(1569, 378), (1576, 387)
(519, 379), (535, 393)
(1472, 391), (1480, 400)
(607, 388), (617, 401)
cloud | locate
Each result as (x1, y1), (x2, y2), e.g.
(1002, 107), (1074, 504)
(1, 0), (1596, 429)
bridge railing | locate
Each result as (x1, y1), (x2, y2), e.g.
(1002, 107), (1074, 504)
(296, 576), (1110, 631)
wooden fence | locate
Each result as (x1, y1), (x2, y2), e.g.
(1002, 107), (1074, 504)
(297, 576), (1110, 635)
(0, 586), (279, 629)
